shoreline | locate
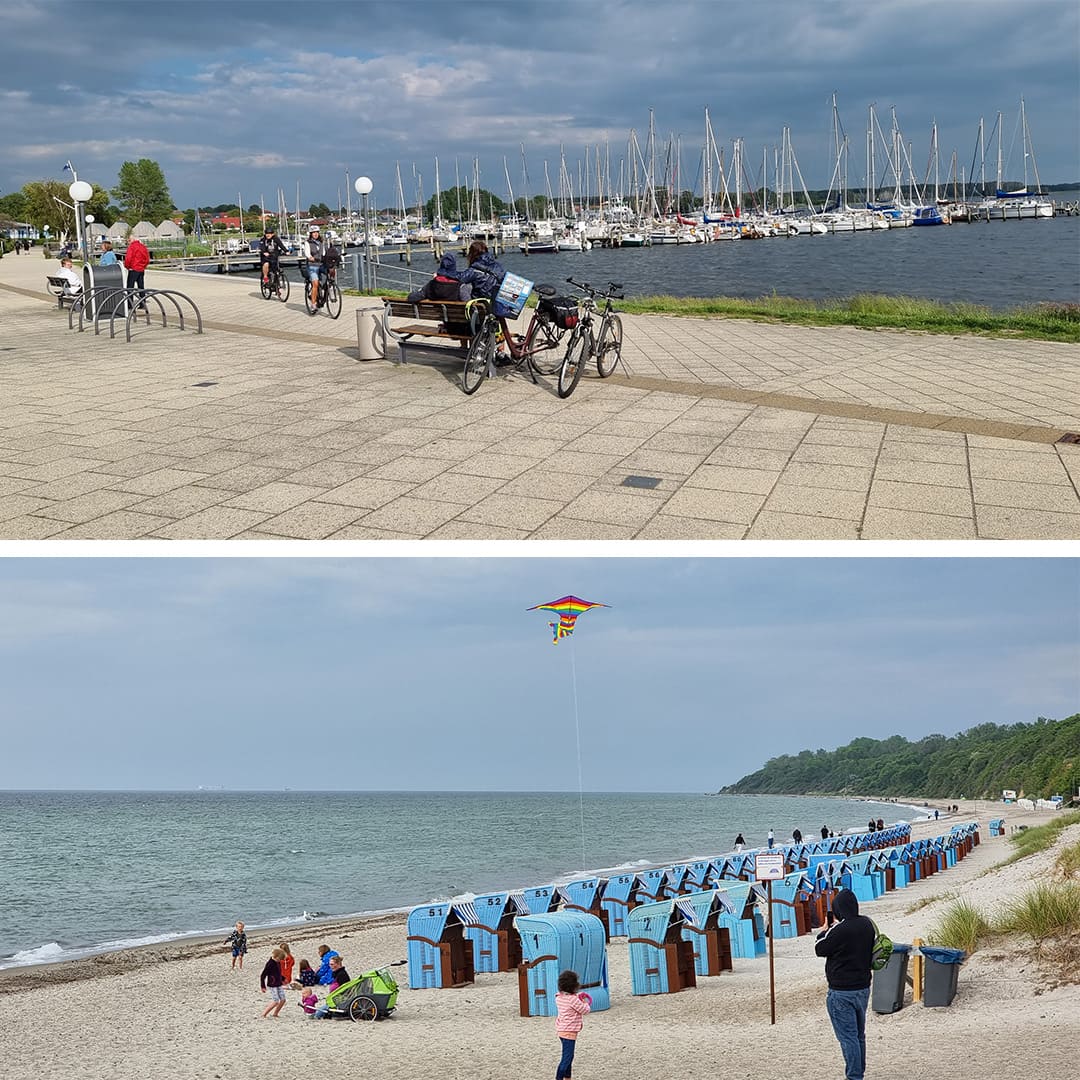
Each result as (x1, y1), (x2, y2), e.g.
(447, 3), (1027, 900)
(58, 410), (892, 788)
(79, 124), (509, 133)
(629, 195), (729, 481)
(0, 793), (929, 975)
(1, 796), (1074, 1080)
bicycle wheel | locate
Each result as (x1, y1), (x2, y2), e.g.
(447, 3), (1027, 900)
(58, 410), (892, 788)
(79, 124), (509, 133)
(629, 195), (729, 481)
(557, 328), (590, 398)
(325, 281), (342, 319)
(304, 277), (315, 315)
(462, 324), (495, 395)
(260, 273), (272, 300)
(528, 320), (564, 376)
(595, 312), (623, 377)
(275, 271), (290, 303)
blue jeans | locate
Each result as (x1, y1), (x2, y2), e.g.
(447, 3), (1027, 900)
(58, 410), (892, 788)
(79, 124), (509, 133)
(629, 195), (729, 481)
(556, 1036), (576, 1079)
(826, 987), (869, 1080)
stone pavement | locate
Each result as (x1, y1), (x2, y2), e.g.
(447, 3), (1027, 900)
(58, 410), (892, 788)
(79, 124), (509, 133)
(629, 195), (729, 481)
(0, 251), (1078, 540)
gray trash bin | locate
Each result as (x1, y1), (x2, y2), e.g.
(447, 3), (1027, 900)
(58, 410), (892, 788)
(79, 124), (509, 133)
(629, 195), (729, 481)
(871, 943), (911, 1014)
(82, 262), (126, 320)
(920, 946), (965, 1006)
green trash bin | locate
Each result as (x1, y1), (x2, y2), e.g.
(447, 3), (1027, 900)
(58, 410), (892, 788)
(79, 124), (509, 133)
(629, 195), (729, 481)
(872, 943), (911, 1014)
(920, 945), (965, 1006)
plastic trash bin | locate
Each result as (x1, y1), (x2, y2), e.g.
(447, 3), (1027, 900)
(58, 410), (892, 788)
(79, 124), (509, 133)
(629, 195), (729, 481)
(920, 946), (965, 1007)
(871, 943), (911, 1014)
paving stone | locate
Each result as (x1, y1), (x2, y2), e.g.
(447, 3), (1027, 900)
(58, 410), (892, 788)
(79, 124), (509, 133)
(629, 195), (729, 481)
(867, 479), (972, 517)
(861, 507), (976, 540)
(747, 511), (862, 540)
(763, 484), (865, 521)
(660, 487), (767, 525)
(976, 505), (1080, 540)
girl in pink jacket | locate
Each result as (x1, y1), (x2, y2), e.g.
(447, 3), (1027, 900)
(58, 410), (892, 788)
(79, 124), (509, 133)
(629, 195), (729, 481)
(554, 969), (591, 1079)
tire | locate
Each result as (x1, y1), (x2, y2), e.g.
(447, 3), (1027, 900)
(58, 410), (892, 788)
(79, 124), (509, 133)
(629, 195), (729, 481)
(529, 319), (564, 376)
(275, 272), (290, 303)
(348, 996), (378, 1022)
(557, 329), (590, 398)
(596, 312), (623, 377)
(304, 278), (315, 315)
(260, 275), (272, 300)
(462, 325), (495, 395)
(326, 281), (342, 319)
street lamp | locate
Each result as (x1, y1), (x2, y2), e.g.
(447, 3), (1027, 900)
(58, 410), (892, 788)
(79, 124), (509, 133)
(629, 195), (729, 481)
(354, 175), (373, 291)
(69, 178), (93, 264)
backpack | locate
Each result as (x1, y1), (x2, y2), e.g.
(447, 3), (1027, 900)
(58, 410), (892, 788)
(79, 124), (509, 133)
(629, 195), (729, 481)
(870, 920), (893, 971)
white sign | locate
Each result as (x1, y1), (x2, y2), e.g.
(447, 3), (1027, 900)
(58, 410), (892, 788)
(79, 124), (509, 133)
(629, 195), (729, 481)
(755, 852), (785, 880)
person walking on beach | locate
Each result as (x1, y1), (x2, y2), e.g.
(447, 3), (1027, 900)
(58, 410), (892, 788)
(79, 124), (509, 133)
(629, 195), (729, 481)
(814, 888), (874, 1080)
(734, 833), (745, 852)
(260, 947), (287, 1018)
(225, 921), (247, 970)
(554, 969), (591, 1080)
(792, 828), (803, 844)
(821, 825), (830, 840)
(767, 829), (775, 849)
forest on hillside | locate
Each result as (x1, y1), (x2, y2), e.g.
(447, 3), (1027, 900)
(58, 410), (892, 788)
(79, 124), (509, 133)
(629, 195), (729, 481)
(719, 714), (1080, 800)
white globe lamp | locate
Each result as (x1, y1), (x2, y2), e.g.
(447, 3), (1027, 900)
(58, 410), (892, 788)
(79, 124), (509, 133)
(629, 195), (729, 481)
(354, 176), (375, 291)
(69, 180), (93, 203)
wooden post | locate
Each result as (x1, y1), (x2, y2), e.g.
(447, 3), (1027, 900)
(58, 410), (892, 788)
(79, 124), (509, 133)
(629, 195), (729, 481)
(911, 936), (923, 1002)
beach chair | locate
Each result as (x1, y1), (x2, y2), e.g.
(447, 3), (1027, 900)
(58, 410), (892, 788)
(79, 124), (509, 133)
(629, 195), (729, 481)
(515, 912), (610, 1017)
(406, 902), (475, 989)
(627, 899), (697, 995)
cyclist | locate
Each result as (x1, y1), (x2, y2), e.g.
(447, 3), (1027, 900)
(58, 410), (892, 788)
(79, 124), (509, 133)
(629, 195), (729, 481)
(260, 227), (287, 285)
(302, 226), (325, 311)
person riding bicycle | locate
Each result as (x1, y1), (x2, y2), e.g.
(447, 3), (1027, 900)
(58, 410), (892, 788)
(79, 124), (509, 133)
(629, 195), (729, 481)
(260, 227), (287, 285)
(302, 226), (327, 311)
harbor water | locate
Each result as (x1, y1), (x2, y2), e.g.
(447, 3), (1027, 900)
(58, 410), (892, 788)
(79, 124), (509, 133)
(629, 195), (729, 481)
(0, 789), (920, 968)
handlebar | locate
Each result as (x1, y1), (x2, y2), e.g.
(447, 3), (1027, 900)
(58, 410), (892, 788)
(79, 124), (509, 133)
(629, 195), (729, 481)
(566, 277), (624, 301)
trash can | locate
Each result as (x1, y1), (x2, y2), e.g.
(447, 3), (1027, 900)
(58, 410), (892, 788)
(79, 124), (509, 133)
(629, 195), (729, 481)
(920, 946), (965, 1007)
(82, 262), (125, 320)
(871, 943), (911, 1014)
(356, 308), (385, 361)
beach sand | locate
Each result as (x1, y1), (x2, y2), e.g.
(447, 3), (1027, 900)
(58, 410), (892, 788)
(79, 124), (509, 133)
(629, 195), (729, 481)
(2, 799), (1076, 1079)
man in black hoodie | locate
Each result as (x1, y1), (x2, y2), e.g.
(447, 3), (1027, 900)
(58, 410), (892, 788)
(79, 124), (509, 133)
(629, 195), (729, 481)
(814, 888), (874, 1080)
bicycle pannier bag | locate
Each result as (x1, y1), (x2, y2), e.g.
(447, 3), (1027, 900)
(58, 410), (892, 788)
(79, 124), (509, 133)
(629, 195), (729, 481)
(539, 295), (579, 330)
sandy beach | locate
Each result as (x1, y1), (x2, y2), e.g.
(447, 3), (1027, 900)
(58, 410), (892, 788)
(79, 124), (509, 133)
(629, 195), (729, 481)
(2, 799), (1076, 1080)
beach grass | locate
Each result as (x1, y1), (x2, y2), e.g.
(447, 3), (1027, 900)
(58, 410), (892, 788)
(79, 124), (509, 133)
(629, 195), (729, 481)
(995, 882), (1080, 947)
(905, 890), (956, 915)
(1054, 837), (1080, 878)
(359, 289), (1080, 342)
(928, 900), (992, 954)
(1005, 811), (1080, 864)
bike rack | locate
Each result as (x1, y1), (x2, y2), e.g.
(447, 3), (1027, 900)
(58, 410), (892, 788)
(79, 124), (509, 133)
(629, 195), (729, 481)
(67, 287), (203, 343)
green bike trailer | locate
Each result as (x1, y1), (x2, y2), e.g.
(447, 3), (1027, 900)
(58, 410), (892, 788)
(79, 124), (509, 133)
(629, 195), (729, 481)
(322, 962), (404, 1022)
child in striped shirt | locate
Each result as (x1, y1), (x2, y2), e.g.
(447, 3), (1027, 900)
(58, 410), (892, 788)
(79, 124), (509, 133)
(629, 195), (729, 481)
(554, 969), (591, 1080)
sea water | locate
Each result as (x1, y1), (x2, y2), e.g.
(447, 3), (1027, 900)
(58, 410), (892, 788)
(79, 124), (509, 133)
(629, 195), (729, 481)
(0, 789), (925, 969)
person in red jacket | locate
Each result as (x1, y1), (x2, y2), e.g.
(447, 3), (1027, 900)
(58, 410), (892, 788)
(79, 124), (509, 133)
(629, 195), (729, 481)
(123, 236), (150, 309)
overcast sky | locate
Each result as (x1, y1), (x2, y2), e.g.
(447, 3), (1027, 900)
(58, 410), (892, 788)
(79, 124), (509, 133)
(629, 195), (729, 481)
(1, 0), (1076, 213)
(1, 558), (1076, 792)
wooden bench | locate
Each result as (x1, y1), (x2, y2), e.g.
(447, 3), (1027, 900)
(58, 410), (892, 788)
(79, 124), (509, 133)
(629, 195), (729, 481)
(46, 275), (81, 309)
(381, 297), (478, 364)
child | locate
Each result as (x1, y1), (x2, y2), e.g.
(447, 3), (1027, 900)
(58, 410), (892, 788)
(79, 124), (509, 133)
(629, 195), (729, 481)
(260, 947), (287, 1018)
(277, 942), (295, 986)
(298, 989), (319, 1017)
(291, 958), (318, 989)
(225, 922), (247, 970)
(554, 969), (591, 1080)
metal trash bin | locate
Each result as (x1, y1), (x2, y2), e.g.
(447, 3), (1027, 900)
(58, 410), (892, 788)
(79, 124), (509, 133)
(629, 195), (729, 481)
(356, 308), (384, 361)
(920, 946), (965, 1007)
(82, 262), (125, 320)
(871, 943), (911, 1014)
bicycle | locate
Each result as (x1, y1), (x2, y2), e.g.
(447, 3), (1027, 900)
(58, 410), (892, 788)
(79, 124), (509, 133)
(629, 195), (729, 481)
(556, 278), (625, 398)
(300, 260), (342, 319)
(461, 283), (576, 395)
(260, 263), (290, 303)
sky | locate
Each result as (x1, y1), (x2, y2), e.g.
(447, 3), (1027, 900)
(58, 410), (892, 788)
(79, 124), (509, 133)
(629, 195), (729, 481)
(1, 0), (1077, 215)
(1, 557), (1076, 792)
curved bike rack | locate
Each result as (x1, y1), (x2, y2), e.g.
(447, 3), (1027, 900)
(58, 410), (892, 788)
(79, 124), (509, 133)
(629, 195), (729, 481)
(67, 287), (203, 343)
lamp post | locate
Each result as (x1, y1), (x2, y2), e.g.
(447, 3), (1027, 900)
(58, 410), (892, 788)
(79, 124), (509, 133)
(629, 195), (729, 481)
(68, 179), (93, 264)
(354, 176), (373, 292)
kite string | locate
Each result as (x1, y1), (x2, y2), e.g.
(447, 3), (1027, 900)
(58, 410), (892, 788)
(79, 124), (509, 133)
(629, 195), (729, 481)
(571, 642), (586, 872)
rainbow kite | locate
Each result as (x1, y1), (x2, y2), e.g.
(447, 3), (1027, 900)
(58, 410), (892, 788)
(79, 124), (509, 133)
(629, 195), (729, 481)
(527, 595), (609, 644)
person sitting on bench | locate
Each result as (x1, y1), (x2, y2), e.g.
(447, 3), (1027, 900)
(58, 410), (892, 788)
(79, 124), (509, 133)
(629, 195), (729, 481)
(55, 257), (82, 294)
(407, 252), (462, 304)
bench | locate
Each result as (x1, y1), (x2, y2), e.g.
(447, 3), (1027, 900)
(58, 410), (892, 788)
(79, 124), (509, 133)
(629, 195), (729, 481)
(381, 297), (478, 364)
(46, 275), (81, 309)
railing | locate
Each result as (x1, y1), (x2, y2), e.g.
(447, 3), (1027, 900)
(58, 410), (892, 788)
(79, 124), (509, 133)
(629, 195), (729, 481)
(67, 286), (203, 343)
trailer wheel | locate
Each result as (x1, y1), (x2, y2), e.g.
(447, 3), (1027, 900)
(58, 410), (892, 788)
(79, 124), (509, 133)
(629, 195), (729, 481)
(349, 996), (378, 1022)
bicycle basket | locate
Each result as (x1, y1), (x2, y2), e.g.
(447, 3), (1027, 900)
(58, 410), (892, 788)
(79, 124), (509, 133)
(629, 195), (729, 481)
(538, 296), (579, 330)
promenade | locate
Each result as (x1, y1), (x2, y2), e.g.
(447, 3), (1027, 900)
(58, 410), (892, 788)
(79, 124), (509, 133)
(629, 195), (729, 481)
(1, 251), (1078, 539)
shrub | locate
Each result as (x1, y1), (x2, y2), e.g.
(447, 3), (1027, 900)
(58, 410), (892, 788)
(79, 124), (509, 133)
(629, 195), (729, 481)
(927, 900), (991, 954)
(995, 882), (1080, 947)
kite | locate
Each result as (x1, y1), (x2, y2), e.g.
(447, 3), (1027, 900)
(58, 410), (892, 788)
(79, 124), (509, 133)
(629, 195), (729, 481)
(527, 595), (609, 644)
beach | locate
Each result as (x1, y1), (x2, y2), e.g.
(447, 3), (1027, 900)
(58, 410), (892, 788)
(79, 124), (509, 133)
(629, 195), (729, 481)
(2, 798), (1075, 1079)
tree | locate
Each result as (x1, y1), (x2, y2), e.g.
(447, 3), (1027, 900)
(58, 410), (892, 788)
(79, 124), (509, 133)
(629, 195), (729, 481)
(111, 159), (173, 225)
(21, 180), (77, 238)
(0, 190), (28, 221)
(308, 202), (332, 219)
